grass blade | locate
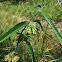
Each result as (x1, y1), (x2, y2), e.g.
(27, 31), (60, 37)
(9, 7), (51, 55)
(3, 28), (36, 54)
(0, 21), (29, 43)
(40, 11), (62, 45)
(48, 57), (62, 62)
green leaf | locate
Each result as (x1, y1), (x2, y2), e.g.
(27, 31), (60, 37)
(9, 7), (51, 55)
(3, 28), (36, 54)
(16, 34), (35, 62)
(0, 21), (29, 43)
(40, 11), (62, 45)
(43, 0), (44, 5)
(26, 41), (35, 62)
(31, 19), (43, 31)
(37, 5), (41, 9)
(22, 35), (35, 62)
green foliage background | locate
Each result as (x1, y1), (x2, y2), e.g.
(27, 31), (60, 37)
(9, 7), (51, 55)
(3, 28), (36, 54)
(0, 0), (62, 62)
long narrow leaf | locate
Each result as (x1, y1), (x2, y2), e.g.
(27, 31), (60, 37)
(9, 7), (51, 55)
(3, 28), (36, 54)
(31, 19), (43, 31)
(26, 41), (35, 62)
(0, 21), (29, 43)
(17, 34), (35, 62)
(40, 11), (62, 45)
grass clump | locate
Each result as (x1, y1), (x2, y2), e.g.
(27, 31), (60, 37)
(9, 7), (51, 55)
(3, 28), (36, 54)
(0, 0), (62, 62)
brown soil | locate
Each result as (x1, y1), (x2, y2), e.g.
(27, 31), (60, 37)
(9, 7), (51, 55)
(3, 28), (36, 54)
(41, 20), (62, 35)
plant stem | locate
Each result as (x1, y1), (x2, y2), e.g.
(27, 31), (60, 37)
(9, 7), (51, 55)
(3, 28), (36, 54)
(17, 6), (45, 46)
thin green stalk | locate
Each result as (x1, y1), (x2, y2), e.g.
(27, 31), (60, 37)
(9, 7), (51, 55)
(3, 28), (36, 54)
(48, 57), (62, 62)
(41, 24), (48, 57)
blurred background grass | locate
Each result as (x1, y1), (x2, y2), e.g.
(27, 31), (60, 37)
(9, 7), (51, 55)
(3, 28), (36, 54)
(0, 0), (62, 62)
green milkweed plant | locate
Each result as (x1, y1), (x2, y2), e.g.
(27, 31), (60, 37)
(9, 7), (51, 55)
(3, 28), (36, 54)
(0, 5), (62, 62)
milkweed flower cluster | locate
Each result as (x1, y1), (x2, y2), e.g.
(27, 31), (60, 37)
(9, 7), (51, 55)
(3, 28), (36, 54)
(58, 0), (62, 6)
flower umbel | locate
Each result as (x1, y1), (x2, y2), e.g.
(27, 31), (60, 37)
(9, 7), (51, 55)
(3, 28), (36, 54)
(58, 0), (62, 6)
